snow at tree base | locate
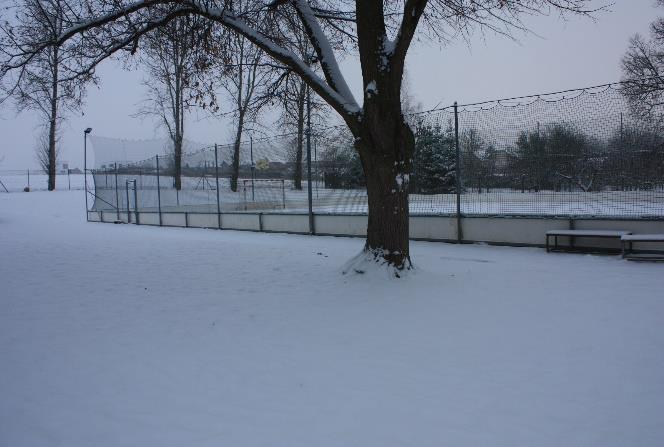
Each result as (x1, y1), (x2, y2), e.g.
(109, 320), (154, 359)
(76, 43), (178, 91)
(1, 191), (664, 446)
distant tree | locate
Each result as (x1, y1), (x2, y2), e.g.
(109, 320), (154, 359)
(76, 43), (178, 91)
(621, 0), (664, 123)
(460, 128), (490, 193)
(605, 124), (664, 190)
(320, 130), (364, 189)
(513, 123), (598, 192)
(410, 121), (456, 194)
(218, 31), (274, 192)
(136, 16), (211, 190)
(35, 128), (60, 175)
(0, 0), (89, 191)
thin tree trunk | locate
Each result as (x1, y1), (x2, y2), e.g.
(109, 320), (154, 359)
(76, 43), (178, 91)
(174, 134), (182, 190)
(293, 82), (305, 190)
(48, 45), (58, 191)
(230, 111), (245, 192)
(173, 39), (183, 191)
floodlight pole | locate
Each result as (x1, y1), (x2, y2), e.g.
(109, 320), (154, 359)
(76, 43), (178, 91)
(84, 127), (92, 221)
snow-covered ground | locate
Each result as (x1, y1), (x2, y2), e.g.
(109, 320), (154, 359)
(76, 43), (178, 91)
(1, 190), (663, 447)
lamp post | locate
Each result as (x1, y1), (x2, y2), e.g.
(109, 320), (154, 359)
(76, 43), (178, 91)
(84, 127), (92, 220)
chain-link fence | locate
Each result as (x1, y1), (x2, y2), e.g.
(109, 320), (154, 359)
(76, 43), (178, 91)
(0, 169), (85, 192)
(89, 82), (664, 220)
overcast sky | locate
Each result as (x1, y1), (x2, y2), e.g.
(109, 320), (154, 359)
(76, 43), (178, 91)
(0, 0), (658, 170)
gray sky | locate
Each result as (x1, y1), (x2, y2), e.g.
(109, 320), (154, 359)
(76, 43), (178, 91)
(0, 0), (658, 170)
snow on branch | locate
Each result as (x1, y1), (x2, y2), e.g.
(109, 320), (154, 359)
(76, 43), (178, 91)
(196, 1), (360, 119)
(291, 0), (358, 111)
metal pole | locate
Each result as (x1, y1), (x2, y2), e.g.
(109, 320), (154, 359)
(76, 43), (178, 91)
(214, 144), (222, 229)
(114, 163), (120, 221)
(306, 86), (314, 234)
(314, 138), (318, 199)
(454, 101), (463, 243)
(156, 155), (163, 226)
(133, 179), (139, 224)
(125, 180), (131, 223)
(250, 136), (255, 201)
(282, 179), (286, 209)
(27, 169), (30, 190)
(243, 180), (247, 211)
(84, 132), (89, 219)
(620, 112), (624, 144)
(68, 169), (71, 190)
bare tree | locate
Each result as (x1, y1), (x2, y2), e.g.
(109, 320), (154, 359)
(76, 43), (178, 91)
(218, 30), (274, 192)
(35, 127), (61, 175)
(272, 13), (329, 190)
(0, 0), (600, 272)
(621, 0), (664, 122)
(0, 0), (88, 190)
(136, 16), (211, 190)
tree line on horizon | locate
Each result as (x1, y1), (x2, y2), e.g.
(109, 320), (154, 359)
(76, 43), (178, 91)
(319, 117), (664, 195)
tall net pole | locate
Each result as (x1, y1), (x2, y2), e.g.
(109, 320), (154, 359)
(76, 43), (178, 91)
(454, 101), (463, 243)
(114, 163), (120, 221)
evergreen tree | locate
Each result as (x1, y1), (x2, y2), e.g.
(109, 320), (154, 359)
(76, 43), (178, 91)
(411, 122), (456, 194)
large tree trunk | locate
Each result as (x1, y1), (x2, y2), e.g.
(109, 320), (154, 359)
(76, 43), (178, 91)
(355, 118), (414, 271)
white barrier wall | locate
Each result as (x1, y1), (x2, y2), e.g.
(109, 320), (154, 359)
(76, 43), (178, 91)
(315, 215), (367, 236)
(88, 211), (664, 251)
(187, 213), (218, 229)
(410, 216), (457, 241)
(462, 217), (570, 246)
(221, 213), (260, 231)
(262, 214), (310, 234)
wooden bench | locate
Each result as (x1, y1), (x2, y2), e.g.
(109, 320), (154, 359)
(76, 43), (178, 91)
(621, 234), (664, 261)
(545, 230), (632, 253)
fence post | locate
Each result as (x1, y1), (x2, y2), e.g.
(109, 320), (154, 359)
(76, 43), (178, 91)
(114, 163), (120, 221)
(250, 137), (255, 201)
(214, 144), (222, 229)
(156, 155), (163, 226)
(306, 86), (315, 235)
(125, 180), (131, 223)
(282, 179), (286, 209)
(243, 180), (247, 211)
(454, 101), (463, 243)
(133, 179), (139, 225)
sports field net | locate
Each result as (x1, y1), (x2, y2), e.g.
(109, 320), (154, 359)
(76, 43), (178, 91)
(90, 83), (664, 218)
